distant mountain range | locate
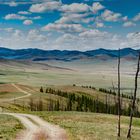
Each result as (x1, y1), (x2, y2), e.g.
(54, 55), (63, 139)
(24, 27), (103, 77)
(0, 47), (139, 61)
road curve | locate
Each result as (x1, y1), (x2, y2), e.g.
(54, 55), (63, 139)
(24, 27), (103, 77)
(0, 84), (31, 103)
(11, 83), (31, 100)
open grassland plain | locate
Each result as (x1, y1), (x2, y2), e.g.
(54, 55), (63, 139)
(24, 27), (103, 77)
(0, 59), (139, 96)
(0, 114), (24, 140)
(32, 111), (140, 140)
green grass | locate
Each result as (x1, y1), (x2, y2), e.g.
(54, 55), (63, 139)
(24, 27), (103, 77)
(32, 111), (140, 140)
(0, 114), (24, 140)
(0, 60), (139, 96)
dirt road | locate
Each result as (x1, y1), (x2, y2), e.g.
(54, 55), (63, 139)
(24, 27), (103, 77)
(0, 84), (31, 103)
(1, 113), (67, 140)
(0, 84), (67, 140)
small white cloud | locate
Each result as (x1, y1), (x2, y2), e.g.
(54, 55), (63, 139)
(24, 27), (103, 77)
(29, 1), (61, 13)
(91, 2), (105, 13)
(133, 13), (140, 21)
(4, 14), (26, 20)
(23, 20), (33, 25)
(18, 11), (31, 15)
(9, 1), (18, 7)
(123, 21), (136, 27)
(32, 16), (42, 20)
(4, 13), (41, 21)
(101, 10), (121, 22)
(122, 16), (128, 21)
(56, 13), (93, 24)
(42, 23), (85, 33)
(96, 22), (104, 28)
(79, 29), (108, 38)
(61, 3), (90, 13)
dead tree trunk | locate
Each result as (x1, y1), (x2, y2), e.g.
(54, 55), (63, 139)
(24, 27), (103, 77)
(117, 48), (121, 137)
(127, 52), (140, 138)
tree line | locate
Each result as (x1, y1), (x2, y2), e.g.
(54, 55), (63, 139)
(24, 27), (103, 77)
(74, 84), (137, 101)
(38, 87), (140, 117)
(99, 88), (140, 102)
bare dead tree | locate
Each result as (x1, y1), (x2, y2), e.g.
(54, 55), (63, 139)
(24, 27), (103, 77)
(127, 52), (140, 138)
(117, 48), (121, 137)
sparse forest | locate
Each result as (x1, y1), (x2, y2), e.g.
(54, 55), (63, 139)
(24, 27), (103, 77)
(36, 86), (140, 118)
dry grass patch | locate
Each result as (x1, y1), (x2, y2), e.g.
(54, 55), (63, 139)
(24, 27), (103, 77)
(33, 111), (140, 140)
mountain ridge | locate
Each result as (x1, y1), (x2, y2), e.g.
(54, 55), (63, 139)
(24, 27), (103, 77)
(0, 47), (139, 61)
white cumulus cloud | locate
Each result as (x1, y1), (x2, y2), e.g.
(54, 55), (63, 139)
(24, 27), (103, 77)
(42, 23), (85, 33)
(9, 1), (18, 7)
(23, 20), (33, 25)
(101, 10), (122, 22)
(123, 21), (136, 27)
(27, 29), (46, 41)
(18, 11), (31, 15)
(29, 1), (61, 13)
(4, 14), (26, 20)
(56, 13), (93, 24)
(61, 3), (90, 13)
(79, 29), (108, 38)
(96, 22), (104, 28)
(91, 2), (105, 13)
(133, 13), (140, 21)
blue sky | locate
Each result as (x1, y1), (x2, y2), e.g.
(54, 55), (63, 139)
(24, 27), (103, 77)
(0, 0), (140, 50)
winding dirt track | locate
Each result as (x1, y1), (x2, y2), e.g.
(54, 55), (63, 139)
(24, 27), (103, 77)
(0, 84), (31, 103)
(2, 113), (67, 140)
(0, 84), (67, 140)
